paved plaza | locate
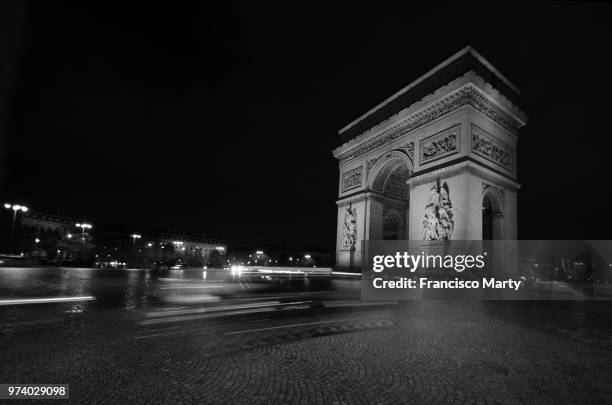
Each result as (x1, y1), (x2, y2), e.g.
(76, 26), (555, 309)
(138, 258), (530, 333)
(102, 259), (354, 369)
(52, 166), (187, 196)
(1, 269), (612, 403)
(2, 302), (612, 403)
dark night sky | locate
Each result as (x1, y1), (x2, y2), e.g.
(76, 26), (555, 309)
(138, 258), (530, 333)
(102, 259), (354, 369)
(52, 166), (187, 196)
(3, 2), (612, 249)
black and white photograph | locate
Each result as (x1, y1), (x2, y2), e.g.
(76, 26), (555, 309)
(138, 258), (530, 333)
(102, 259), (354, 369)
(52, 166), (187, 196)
(1, 1), (612, 403)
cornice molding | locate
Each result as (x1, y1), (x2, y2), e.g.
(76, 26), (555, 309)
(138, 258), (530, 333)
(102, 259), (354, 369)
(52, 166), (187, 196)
(334, 83), (523, 165)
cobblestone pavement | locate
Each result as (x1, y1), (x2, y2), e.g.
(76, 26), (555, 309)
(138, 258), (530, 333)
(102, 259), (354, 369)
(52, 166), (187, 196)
(2, 299), (612, 404)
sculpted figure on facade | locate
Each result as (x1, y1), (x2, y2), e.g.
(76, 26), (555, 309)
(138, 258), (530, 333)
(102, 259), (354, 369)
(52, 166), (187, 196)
(422, 180), (454, 240)
(342, 204), (358, 248)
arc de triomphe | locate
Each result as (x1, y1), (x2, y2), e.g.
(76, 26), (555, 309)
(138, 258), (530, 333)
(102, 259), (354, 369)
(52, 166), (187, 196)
(333, 47), (527, 270)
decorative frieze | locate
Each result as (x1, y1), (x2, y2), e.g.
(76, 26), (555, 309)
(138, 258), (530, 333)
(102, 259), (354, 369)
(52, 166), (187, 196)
(471, 125), (513, 171)
(420, 126), (459, 165)
(337, 85), (520, 165)
(341, 167), (363, 192)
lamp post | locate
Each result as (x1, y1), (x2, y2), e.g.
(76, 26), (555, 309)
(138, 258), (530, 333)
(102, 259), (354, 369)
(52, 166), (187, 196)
(131, 234), (141, 248)
(4, 203), (28, 237)
(255, 250), (263, 265)
(75, 223), (92, 240)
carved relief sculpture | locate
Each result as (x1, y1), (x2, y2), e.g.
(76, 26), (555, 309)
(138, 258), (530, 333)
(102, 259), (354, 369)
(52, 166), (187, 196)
(471, 126), (513, 171)
(420, 127), (459, 164)
(422, 180), (454, 240)
(366, 155), (382, 173)
(402, 142), (415, 161)
(342, 204), (358, 249)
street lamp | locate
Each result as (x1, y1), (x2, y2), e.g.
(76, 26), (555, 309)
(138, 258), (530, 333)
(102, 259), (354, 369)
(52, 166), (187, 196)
(131, 233), (141, 247)
(75, 223), (93, 239)
(4, 203), (28, 237)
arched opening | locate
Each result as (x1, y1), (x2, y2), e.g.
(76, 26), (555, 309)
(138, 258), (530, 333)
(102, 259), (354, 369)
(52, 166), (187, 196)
(482, 195), (494, 240)
(383, 208), (403, 240)
(482, 189), (503, 240)
(369, 152), (412, 241)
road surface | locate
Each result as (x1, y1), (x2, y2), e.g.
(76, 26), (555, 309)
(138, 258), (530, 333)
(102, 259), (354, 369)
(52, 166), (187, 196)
(1, 267), (612, 404)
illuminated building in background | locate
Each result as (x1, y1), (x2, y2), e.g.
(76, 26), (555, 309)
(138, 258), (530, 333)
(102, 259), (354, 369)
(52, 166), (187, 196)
(20, 211), (78, 236)
(158, 232), (226, 265)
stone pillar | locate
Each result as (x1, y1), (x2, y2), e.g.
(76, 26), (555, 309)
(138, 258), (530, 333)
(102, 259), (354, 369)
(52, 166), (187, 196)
(503, 189), (518, 240)
(335, 196), (366, 270)
(364, 194), (383, 241)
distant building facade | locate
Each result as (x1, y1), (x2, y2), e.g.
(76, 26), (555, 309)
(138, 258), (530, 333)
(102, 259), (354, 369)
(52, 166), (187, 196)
(20, 211), (77, 236)
(158, 232), (227, 265)
(17, 211), (227, 267)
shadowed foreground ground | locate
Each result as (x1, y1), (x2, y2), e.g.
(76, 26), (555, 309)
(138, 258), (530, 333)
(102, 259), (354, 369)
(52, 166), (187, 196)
(2, 300), (612, 404)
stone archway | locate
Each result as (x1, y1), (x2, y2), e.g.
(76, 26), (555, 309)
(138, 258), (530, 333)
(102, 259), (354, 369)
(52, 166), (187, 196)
(367, 151), (412, 241)
(383, 209), (403, 240)
(333, 47), (526, 270)
(482, 187), (504, 240)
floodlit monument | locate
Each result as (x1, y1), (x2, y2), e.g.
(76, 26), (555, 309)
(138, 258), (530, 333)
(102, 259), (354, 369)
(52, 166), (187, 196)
(333, 47), (528, 270)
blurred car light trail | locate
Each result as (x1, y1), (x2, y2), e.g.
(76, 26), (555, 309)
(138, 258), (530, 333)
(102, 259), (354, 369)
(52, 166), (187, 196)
(0, 296), (95, 306)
